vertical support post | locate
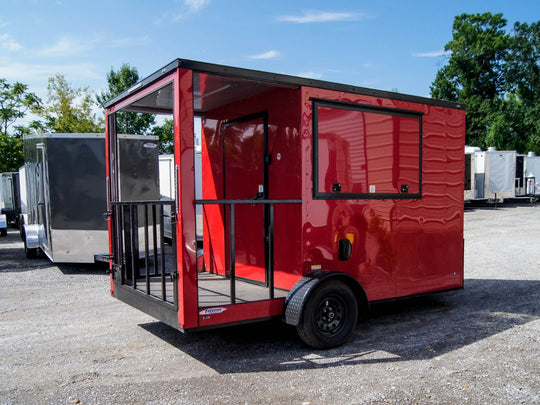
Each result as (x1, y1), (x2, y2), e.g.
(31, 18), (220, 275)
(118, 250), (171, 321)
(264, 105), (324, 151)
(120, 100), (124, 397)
(268, 203), (274, 299)
(122, 205), (132, 285)
(170, 201), (178, 308)
(159, 204), (166, 302)
(130, 204), (139, 288)
(152, 205), (158, 277)
(116, 204), (125, 281)
(229, 203), (236, 305)
(144, 204), (150, 294)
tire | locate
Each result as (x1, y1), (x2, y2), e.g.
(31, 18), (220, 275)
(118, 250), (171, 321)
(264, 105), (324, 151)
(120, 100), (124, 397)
(296, 280), (358, 349)
(0, 228), (6, 237)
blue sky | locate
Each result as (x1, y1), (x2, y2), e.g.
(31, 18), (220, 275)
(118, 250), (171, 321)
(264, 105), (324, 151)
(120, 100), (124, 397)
(1, 0), (539, 110)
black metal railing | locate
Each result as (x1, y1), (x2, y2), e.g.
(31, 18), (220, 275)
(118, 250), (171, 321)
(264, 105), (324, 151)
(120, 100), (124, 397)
(111, 200), (177, 305)
(196, 199), (301, 304)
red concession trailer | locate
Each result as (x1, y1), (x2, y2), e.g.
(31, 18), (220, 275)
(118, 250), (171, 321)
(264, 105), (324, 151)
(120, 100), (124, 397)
(103, 59), (466, 348)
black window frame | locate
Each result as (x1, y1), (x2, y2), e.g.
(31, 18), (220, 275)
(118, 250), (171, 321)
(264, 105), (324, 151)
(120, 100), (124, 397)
(312, 98), (423, 200)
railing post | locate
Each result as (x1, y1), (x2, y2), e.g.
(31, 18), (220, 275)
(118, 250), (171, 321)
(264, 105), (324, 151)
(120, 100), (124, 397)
(130, 204), (139, 288)
(229, 203), (236, 305)
(122, 205), (132, 285)
(144, 204), (150, 294)
(268, 203), (274, 299)
(159, 204), (166, 302)
(152, 204), (158, 277)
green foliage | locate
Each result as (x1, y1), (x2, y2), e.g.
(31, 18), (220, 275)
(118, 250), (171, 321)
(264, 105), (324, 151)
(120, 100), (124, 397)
(97, 63), (154, 134)
(0, 79), (42, 171)
(0, 79), (41, 135)
(507, 21), (540, 153)
(41, 74), (103, 133)
(0, 132), (23, 172)
(431, 12), (540, 154)
(152, 118), (174, 154)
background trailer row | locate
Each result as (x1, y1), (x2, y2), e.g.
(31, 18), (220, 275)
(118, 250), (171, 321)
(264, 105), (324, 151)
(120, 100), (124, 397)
(464, 148), (540, 203)
(103, 59), (466, 348)
(20, 133), (161, 263)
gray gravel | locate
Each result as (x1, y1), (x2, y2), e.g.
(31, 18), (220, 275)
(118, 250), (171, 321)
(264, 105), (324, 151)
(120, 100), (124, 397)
(1, 204), (539, 404)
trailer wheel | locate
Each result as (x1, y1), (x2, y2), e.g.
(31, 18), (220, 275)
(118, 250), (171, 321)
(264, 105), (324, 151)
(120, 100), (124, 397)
(296, 280), (357, 349)
(23, 233), (37, 259)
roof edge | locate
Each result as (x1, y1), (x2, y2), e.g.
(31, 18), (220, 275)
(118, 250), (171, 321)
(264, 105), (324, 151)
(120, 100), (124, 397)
(103, 58), (466, 111)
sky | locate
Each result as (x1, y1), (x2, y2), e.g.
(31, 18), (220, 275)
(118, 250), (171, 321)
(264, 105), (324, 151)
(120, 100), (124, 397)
(1, 0), (540, 116)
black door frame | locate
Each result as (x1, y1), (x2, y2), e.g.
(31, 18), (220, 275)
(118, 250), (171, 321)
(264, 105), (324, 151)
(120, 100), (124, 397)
(222, 111), (270, 286)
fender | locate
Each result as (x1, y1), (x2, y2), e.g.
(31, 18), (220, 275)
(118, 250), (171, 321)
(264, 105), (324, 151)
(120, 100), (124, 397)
(283, 270), (368, 326)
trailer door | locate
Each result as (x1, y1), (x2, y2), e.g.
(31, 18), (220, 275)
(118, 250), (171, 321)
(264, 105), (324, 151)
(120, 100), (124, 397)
(35, 143), (51, 252)
(223, 112), (269, 285)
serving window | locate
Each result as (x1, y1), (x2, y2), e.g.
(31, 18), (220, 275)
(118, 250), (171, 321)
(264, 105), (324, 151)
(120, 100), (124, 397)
(313, 100), (422, 199)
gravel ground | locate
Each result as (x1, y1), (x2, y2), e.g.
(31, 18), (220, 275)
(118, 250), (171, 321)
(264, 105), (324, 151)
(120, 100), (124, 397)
(0, 204), (539, 404)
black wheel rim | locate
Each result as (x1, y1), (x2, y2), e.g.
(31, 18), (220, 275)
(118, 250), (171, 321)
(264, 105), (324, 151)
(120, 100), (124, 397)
(315, 296), (346, 335)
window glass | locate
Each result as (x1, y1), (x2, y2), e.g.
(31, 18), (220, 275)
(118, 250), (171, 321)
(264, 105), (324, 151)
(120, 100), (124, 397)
(315, 102), (421, 198)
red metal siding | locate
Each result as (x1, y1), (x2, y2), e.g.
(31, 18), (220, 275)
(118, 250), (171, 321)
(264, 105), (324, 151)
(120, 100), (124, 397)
(301, 87), (465, 301)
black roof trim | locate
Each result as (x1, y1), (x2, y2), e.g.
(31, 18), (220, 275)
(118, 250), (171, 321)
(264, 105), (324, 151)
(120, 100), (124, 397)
(103, 58), (466, 111)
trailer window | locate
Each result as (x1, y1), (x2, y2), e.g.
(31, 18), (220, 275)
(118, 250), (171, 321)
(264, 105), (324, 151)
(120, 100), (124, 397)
(313, 100), (422, 199)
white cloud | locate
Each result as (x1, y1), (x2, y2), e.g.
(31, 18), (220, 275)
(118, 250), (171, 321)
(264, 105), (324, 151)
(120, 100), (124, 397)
(277, 10), (364, 23)
(0, 33), (22, 51)
(249, 50), (279, 60)
(158, 0), (211, 23)
(38, 37), (83, 57)
(413, 50), (451, 57)
(185, 0), (210, 13)
(0, 61), (102, 83)
(37, 34), (150, 57)
(297, 71), (323, 80)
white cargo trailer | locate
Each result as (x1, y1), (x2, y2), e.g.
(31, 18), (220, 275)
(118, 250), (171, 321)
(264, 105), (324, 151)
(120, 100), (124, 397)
(525, 151), (540, 196)
(0, 172), (21, 230)
(483, 148), (517, 201)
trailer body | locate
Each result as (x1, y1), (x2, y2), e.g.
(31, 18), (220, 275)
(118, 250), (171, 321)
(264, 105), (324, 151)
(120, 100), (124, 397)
(22, 133), (108, 262)
(18, 166), (27, 231)
(464, 149), (482, 201)
(525, 152), (540, 195)
(483, 149), (517, 201)
(104, 59), (466, 348)
(0, 172), (21, 226)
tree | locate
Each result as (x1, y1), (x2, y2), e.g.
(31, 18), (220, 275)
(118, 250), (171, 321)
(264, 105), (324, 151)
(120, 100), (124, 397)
(40, 74), (103, 133)
(97, 63), (154, 134)
(0, 79), (42, 135)
(151, 118), (174, 154)
(0, 79), (42, 171)
(431, 13), (540, 154)
(506, 22), (540, 153)
(431, 13), (510, 148)
(0, 132), (23, 172)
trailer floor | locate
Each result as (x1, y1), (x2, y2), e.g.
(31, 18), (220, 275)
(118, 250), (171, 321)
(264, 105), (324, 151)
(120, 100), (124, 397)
(130, 271), (288, 307)
(197, 271), (288, 307)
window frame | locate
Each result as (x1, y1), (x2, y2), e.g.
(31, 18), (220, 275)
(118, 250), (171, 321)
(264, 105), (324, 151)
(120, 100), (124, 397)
(312, 98), (423, 200)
